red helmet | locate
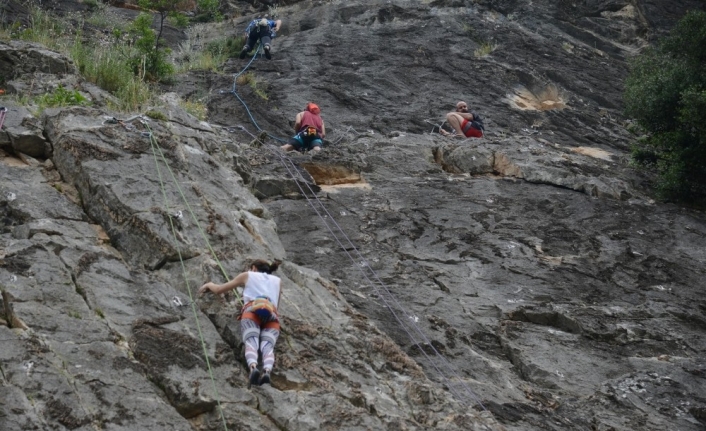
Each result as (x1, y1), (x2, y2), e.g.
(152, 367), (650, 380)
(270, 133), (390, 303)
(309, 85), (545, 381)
(306, 103), (320, 114)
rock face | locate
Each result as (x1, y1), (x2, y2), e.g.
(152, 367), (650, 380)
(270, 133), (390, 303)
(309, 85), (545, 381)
(0, 74), (499, 431)
(1, 1), (706, 431)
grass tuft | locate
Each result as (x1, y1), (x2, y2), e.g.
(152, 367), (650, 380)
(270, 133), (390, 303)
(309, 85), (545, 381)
(236, 72), (268, 100)
(2, 5), (159, 113)
(146, 110), (167, 121)
(180, 99), (208, 120)
(474, 42), (498, 58)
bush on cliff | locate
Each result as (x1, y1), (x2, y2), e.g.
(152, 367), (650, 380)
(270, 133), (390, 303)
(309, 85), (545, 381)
(624, 10), (706, 202)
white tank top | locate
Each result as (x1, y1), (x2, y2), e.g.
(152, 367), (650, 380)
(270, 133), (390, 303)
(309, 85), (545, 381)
(243, 271), (281, 308)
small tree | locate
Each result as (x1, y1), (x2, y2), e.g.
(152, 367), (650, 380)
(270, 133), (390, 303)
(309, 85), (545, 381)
(624, 10), (706, 201)
(128, 12), (173, 81)
(125, 0), (186, 81)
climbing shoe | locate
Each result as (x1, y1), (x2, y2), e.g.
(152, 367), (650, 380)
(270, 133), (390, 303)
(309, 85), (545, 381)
(248, 368), (260, 388)
(264, 45), (272, 60)
(239, 48), (248, 59)
(259, 370), (271, 386)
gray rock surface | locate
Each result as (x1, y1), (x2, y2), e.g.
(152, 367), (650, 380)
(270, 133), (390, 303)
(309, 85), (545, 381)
(261, 134), (706, 430)
(0, 40), (75, 79)
(0, 67), (501, 430)
(1, 0), (706, 430)
(0, 103), (49, 158)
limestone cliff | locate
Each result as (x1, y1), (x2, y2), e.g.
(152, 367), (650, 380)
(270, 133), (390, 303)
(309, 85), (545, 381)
(1, 1), (705, 430)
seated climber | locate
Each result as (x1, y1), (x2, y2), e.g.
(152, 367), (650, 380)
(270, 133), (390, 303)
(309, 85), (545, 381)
(439, 101), (484, 138)
(240, 17), (282, 60)
(199, 259), (283, 387)
(281, 102), (326, 153)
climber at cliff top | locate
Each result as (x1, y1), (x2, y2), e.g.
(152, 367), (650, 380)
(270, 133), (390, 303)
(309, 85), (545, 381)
(240, 17), (282, 60)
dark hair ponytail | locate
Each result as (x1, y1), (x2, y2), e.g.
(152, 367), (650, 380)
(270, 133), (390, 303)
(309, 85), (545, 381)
(251, 259), (281, 274)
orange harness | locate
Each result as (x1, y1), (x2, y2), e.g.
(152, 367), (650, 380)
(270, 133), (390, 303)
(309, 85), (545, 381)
(239, 297), (280, 330)
(302, 126), (318, 137)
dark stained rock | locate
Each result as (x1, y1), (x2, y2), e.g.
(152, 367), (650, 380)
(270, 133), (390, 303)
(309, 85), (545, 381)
(0, 40), (75, 80)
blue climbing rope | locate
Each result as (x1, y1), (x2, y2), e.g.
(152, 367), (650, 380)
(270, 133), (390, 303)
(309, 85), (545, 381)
(231, 41), (261, 93)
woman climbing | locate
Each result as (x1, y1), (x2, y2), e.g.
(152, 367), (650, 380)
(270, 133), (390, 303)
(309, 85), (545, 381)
(198, 259), (282, 387)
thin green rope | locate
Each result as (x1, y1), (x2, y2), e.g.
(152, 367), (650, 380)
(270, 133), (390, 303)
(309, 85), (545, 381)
(144, 122), (241, 305)
(148, 127), (230, 431)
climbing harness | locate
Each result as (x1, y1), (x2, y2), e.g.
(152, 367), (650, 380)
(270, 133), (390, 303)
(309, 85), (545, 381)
(302, 126), (318, 137)
(242, 296), (278, 318)
(240, 296), (280, 330)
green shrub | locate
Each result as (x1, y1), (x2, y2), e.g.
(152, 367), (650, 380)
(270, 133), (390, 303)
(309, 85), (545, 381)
(168, 11), (189, 28)
(16, 6), (66, 50)
(176, 34), (245, 72)
(38, 85), (88, 108)
(206, 36), (244, 59)
(145, 109), (167, 121)
(128, 13), (174, 82)
(180, 99), (207, 120)
(2, 3), (176, 112)
(72, 39), (133, 93)
(194, 0), (222, 23)
(85, 1), (124, 29)
(71, 31), (159, 112)
(235, 71), (254, 86)
(236, 72), (268, 100)
(624, 11), (706, 201)
(113, 78), (153, 112)
(474, 42), (497, 58)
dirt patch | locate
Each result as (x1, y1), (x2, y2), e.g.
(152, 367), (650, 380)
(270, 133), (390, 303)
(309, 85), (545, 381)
(90, 224), (111, 244)
(571, 147), (614, 161)
(508, 84), (568, 111)
(300, 162), (366, 186)
(0, 153), (29, 167)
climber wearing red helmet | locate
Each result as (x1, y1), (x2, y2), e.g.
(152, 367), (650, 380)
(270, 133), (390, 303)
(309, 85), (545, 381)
(281, 102), (326, 153)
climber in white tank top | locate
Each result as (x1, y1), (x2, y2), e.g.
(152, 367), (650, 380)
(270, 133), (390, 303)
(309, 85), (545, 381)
(243, 271), (280, 308)
(199, 259), (282, 388)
